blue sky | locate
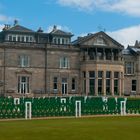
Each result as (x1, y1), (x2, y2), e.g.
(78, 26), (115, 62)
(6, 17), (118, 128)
(0, 0), (140, 47)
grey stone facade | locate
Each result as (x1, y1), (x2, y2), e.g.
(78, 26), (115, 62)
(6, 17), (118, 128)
(0, 21), (138, 97)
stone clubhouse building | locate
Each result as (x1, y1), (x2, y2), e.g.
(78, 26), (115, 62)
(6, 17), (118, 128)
(0, 20), (139, 97)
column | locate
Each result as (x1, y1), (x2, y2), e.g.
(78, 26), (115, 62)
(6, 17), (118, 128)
(111, 71), (114, 96)
(95, 48), (98, 60)
(103, 48), (106, 60)
(95, 71), (98, 96)
(86, 71), (89, 95)
(111, 49), (114, 61)
(103, 71), (106, 96)
(119, 72), (122, 96)
(121, 72), (124, 95)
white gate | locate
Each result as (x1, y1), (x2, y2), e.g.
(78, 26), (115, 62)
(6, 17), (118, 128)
(25, 102), (32, 119)
(75, 101), (81, 118)
(120, 101), (126, 116)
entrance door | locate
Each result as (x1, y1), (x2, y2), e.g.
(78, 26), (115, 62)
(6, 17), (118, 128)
(62, 78), (68, 95)
(62, 83), (68, 95)
(18, 76), (29, 94)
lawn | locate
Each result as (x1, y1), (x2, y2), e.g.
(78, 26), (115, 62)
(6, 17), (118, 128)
(0, 116), (140, 140)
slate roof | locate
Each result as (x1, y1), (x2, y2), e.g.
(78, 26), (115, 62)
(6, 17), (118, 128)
(72, 31), (124, 49)
(6, 25), (35, 33)
(50, 28), (73, 37)
(122, 49), (131, 55)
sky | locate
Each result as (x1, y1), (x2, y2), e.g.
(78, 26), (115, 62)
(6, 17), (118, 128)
(0, 0), (140, 47)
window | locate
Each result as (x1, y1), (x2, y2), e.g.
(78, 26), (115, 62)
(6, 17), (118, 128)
(106, 50), (111, 60)
(17, 36), (21, 42)
(60, 57), (69, 68)
(98, 71), (103, 95)
(8, 35), (12, 41)
(125, 62), (134, 74)
(114, 80), (118, 95)
(58, 38), (60, 44)
(22, 36), (24, 42)
(106, 71), (111, 95)
(62, 38), (65, 44)
(132, 80), (136, 91)
(13, 36), (16, 41)
(89, 71), (95, 78)
(30, 36), (33, 42)
(53, 77), (58, 90)
(53, 38), (57, 44)
(89, 79), (95, 95)
(106, 71), (111, 78)
(72, 78), (76, 91)
(98, 71), (103, 78)
(7, 34), (34, 42)
(26, 36), (29, 42)
(89, 71), (95, 95)
(96, 38), (104, 45)
(19, 55), (30, 67)
(114, 72), (119, 95)
(98, 79), (102, 94)
(18, 76), (29, 94)
(83, 71), (86, 78)
(114, 72), (119, 78)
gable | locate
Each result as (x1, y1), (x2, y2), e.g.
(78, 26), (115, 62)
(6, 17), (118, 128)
(7, 25), (34, 33)
(73, 32), (123, 49)
(83, 34), (108, 46)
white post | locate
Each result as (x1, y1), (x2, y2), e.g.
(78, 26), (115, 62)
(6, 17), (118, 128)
(75, 101), (81, 118)
(14, 98), (20, 105)
(120, 101), (126, 116)
(61, 98), (66, 111)
(25, 102), (32, 119)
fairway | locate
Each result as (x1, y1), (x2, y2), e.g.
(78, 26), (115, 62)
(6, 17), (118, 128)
(0, 116), (140, 140)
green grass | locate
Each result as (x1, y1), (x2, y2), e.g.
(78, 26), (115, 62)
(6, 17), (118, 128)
(0, 116), (140, 140)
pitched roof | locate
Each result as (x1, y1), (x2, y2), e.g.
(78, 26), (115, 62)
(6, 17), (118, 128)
(72, 31), (124, 49)
(50, 29), (72, 36)
(50, 26), (73, 36)
(6, 25), (34, 33)
(128, 46), (140, 54)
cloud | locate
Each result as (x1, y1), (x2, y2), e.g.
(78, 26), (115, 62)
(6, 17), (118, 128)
(0, 24), (4, 31)
(57, 0), (95, 11)
(78, 24), (140, 48)
(0, 14), (15, 22)
(47, 25), (71, 33)
(107, 25), (140, 47)
(105, 0), (140, 17)
(57, 0), (140, 16)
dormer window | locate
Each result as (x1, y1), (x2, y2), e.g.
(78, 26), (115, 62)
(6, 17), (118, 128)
(52, 37), (70, 45)
(8, 35), (12, 41)
(7, 34), (34, 43)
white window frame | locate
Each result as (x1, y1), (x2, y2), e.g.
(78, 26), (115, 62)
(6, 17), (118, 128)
(60, 57), (69, 68)
(125, 62), (134, 75)
(19, 55), (30, 67)
(18, 76), (30, 94)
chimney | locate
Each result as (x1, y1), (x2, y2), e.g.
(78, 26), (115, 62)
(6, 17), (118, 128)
(14, 19), (18, 26)
(135, 40), (139, 47)
(3, 24), (11, 30)
(53, 25), (57, 31)
(37, 27), (43, 32)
